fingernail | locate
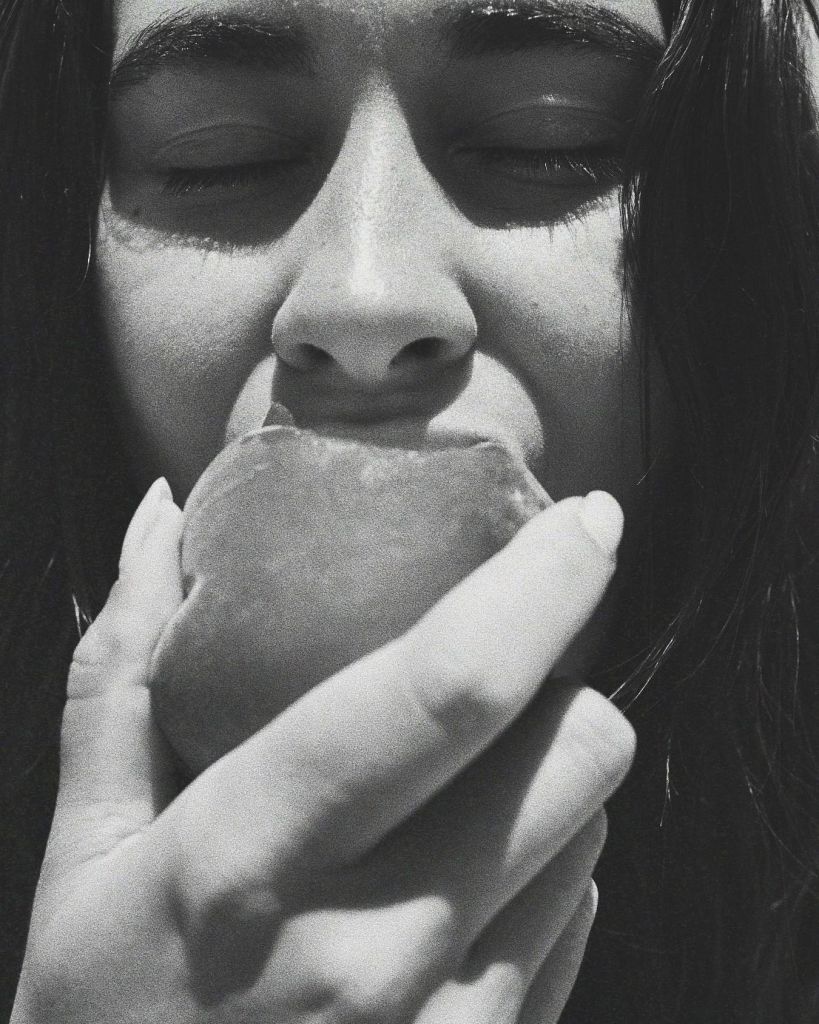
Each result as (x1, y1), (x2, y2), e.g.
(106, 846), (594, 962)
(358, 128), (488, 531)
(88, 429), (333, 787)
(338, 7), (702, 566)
(120, 477), (173, 573)
(149, 475), (176, 515)
(153, 476), (172, 502)
(579, 491), (623, 558)
(140, 477), (172, 524)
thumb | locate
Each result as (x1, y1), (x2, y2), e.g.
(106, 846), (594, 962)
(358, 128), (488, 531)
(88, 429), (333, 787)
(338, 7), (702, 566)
(48, 478), (184, 873)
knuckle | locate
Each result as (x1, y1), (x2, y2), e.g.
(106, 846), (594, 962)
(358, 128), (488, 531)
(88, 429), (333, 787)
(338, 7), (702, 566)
(70, 626), (117, 673)
(170, 829), (265, 927)
(66, 582), (148, 697)
(397, 634), (515, 740)
(72, 586), (125, 663)
(68, 642), (122, 701)
(166, 785), (284, 934)
(161, 812), (284, 1001)
(323, 961), (414, 1024)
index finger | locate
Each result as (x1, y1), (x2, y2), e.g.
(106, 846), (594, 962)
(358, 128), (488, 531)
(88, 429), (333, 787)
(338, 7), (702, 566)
(162, 492), (628, 876)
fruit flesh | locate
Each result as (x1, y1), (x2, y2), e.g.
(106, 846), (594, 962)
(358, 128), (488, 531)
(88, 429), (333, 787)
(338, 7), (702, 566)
(149, 425), (551, 775)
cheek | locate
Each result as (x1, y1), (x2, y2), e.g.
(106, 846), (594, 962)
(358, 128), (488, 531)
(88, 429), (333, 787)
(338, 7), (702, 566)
(95, 194), (649, 510)
(94, 206), (285, 495)
(469, 200), (644, 505)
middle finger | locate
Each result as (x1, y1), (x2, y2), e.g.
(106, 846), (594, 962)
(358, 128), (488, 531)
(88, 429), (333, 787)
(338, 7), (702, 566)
(351, 682), (632, 942)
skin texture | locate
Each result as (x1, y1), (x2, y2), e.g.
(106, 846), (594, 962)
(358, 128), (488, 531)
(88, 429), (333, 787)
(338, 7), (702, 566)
(96, 0), (667, 680)
(97, 0), (666, 511)
(13, 2), (660, 1021)
(14, 486), (635, 1024)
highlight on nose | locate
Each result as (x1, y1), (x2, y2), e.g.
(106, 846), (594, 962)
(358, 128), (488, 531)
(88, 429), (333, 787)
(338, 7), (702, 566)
(269, 244), (478, 388)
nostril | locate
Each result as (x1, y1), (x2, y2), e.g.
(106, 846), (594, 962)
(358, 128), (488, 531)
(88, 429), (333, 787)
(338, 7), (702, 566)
(288, 343), (334, 371)
(391, 337), (448, 366)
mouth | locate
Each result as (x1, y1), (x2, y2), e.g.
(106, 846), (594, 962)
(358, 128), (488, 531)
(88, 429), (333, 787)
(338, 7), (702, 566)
(257, 400), (506, 453)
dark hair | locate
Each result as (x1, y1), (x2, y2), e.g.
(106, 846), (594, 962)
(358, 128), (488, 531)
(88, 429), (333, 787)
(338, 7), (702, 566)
(2, 0), (819, 1021)
(0, 0), (129, 1008)
(573, 1), (819, 1020)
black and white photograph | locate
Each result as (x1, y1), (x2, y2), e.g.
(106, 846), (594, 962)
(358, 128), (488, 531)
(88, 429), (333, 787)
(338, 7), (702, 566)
(2, 1), (819, 1021)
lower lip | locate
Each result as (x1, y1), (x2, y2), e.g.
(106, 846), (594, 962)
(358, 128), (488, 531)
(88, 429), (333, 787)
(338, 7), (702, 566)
(319, 417), (499, 450)
(260, 401), (499, 451)
(265, 417), (499, 452)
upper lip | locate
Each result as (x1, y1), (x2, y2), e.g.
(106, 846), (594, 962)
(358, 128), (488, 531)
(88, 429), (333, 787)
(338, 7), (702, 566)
(270, 362), (473, 429)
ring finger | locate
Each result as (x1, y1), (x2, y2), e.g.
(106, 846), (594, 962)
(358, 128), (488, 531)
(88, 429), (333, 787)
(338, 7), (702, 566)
(358, 682), (629, 943)
(412, 818), (604, 1024)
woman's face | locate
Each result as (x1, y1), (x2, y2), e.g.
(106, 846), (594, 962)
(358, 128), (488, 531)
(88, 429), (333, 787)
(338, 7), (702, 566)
(96, 0), (666, 514)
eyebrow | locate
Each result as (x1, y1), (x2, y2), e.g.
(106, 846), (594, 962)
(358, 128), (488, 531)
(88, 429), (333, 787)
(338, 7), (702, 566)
(109, 13), (313, 92)
(109, 1), (663, 95)
(446, 1), (664, 64)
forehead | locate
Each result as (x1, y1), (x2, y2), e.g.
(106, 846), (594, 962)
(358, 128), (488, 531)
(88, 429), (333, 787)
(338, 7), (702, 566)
(110, 0), (667, 63)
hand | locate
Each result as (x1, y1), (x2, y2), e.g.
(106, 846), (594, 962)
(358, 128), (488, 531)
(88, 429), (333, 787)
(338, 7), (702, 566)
(12, 480), (634, 1024)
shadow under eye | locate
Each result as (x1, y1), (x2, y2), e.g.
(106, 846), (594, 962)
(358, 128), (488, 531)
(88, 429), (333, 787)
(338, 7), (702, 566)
(105, 158), (327, 250)
(439, 148), (627, 229)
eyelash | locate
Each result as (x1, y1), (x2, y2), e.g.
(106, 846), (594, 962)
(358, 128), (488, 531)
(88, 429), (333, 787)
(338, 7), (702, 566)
(464, 146), (625, 185)
(159, 146), (625, 197)
(161, 159), (306, 197)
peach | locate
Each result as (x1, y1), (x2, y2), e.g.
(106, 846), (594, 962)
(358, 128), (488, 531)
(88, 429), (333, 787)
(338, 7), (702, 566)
(149, 425), (551, 775)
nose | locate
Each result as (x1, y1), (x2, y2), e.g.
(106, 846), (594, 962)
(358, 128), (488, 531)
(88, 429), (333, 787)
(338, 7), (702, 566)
(274, 294), (475, 388)
(271, 93), (476, 393)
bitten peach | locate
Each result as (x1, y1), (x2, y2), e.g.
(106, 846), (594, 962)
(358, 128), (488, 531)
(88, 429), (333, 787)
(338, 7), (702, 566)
(149, 426), (551, 774)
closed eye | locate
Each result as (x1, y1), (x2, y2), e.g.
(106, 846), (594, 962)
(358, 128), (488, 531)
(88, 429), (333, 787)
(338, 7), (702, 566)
(453, 145), (625, 187)
(161, 158), (311, 197)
